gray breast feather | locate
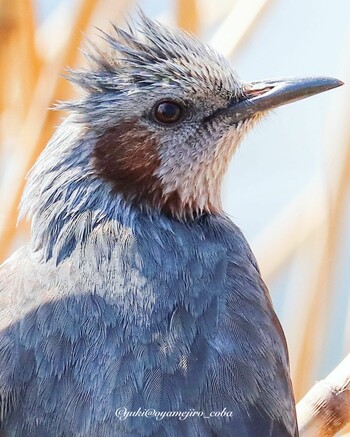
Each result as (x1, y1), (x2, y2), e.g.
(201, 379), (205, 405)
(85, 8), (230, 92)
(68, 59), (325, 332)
(0, 214), (298, 436)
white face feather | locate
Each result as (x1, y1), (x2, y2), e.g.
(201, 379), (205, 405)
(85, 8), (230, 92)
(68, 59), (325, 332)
(154, 118), (257, 216)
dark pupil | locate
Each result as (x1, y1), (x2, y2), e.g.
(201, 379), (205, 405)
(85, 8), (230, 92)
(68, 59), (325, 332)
(155, 102), (182, 123)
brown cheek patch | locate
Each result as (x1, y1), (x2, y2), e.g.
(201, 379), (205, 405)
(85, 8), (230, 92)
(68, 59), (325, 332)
(93, 119), (163, 207)
(93, 120), (218, 218)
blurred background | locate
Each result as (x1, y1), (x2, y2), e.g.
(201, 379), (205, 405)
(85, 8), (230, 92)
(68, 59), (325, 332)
(0, 0), (349, 419)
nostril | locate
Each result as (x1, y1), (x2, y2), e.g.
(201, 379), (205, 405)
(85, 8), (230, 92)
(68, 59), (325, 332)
(243, 84), (274, 99)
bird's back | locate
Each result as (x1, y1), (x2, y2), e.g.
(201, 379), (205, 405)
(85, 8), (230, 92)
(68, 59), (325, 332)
(0, 212), (298, 436)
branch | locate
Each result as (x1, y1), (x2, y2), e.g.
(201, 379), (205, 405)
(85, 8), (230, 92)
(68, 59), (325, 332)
(297, 354), (350, 436)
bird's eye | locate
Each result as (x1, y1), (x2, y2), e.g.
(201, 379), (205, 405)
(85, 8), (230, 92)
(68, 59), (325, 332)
(153, 100), (184, 125)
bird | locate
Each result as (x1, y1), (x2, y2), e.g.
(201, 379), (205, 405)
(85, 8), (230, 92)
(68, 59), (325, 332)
(0, 10), (343, 437)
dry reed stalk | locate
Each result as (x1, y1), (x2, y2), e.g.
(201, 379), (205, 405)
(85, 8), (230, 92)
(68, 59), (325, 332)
(253, 180), (326, 281)
(0, 0), (21, 134)
(0, 0), (101, 262)
(177, 0), (198, 34)
(15, 0), (41, 115)
(297, 354), (350, 436)
(209, 0), (273, 58)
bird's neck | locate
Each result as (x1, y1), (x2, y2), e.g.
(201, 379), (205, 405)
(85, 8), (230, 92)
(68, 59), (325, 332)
(20, 118), (139, 264)
(20, 117), (219, 266)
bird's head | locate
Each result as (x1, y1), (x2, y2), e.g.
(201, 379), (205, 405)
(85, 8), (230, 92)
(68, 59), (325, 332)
(65, 12), (342, 220)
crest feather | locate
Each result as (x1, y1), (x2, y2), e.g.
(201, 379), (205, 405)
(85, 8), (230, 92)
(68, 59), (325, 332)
(66, 11), (239, 100)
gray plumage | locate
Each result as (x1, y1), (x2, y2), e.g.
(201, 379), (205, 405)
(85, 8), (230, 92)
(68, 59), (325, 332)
(0, 11), (309, 437)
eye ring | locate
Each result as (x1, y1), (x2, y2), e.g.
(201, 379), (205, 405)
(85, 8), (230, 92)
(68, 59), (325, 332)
(152, 100), (184, 125)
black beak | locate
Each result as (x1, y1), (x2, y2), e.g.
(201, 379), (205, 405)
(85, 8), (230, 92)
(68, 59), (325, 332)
(222, 76), (343, 124)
